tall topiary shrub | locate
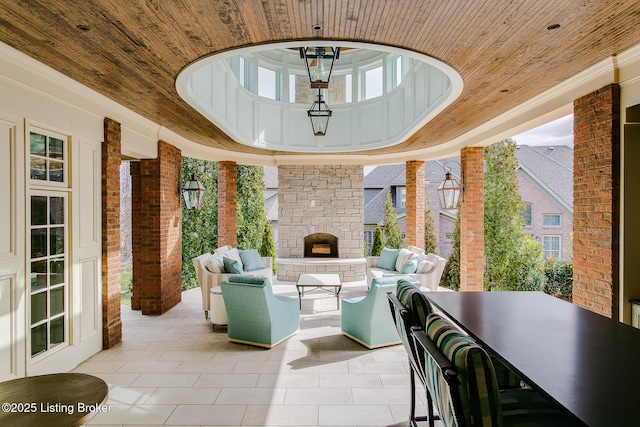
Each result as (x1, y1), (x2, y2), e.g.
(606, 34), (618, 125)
(424, 198), (438, 254)
(371, 225), (384, 256)
(440, 214), (460, 290)
(383, 191), (403, 248)
(236, 165), (268, 250)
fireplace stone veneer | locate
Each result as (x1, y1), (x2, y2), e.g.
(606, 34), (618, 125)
(277, 164), (365, 282)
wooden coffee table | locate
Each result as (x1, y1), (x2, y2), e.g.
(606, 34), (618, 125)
(296, 273), (342, 309)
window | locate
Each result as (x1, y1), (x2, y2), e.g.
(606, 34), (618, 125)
(30, 131), (67, 184)
(400, 188), (406, 208)
(30, 192), (68, 358)
(395, 56), (402, 87)
(364, 66), (383, 100)
(345, 74), (352, 103)
(364, 230), (373, 246)
(258, 66), (277, 100)
(542, 235), (561, 259)
(543, 214), (562, 227)
(444, 233), (454, 242)
(522, 202), (533, 227)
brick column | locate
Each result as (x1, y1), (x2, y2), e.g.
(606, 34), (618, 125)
(405, 160), (425, 248)
(573, 84), (620, 318)
(460, 147), (484, 291)
(218, 161), (237, 247)
(129, 161), (141, 310)
(101, 118), (122, 348)
(133, 141), (182, 315)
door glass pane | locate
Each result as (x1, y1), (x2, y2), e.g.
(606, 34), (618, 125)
(30, 132), (46, 156)
(50, 287), (64, 316)
(49, 137), (64, 160)
(49, 161), (64, 182)
(50, 259), (64, 286)
(31, 324), (47, 357)
(50, 227), (64, 255)
(31, 292), (47, 324)
(31, 260), (47, 291)
(30, 157), (46, 181)
(31, 228), (47, 259)
(31, 196), (47, 225)
(50, 316), (64, 347)
(49, 197), (64, 224)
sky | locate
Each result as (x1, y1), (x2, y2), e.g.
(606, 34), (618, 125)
(511, 114), (573, 147)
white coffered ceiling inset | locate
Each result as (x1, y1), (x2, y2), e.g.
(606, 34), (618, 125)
(176, 41), (462, 153)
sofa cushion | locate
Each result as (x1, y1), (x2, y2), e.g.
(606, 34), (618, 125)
(377, 248), (400, 270)
(206, 253), (225, 273)
(223, 257), (243, 274)
(400, 257), (418, 273)
(224, 248), (244, 271)
(407, 245), (425, 256)
(395, 248), (414, 272)
(239, 249), (266, 271)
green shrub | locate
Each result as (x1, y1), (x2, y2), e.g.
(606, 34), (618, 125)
(543, 258), (573, 301)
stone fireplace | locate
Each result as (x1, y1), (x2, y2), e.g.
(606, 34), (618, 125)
(276, 164), (365, 281)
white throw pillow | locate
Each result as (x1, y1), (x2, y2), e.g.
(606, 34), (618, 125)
(416, 259), (436, 274)
(223, 248), (244, 271)
(395, 248), (414, 272)
(214, 245), (232, 255)
(206, 253), (225, 273)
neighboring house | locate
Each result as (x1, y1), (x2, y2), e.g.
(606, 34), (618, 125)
(363, 160), (460, 258)
(363, 145), (574, 260)
(514, 145), (574, 260)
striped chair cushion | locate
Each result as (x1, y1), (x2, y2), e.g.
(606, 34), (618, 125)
(426, 313), (503, 427)
(396, 280), (433, 329)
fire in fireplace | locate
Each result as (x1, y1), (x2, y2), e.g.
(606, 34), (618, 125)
(304, 233), (339, 258)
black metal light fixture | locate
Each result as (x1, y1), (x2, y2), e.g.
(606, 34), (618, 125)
(437, 162), (462, 209)
(182, 173), (206, 210)
(307, 90), (332, 136)
(299, 46), (340, 89)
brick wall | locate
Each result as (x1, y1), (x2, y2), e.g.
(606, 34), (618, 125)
(573, 84), (620, 317)
(102, 118), (122, 348)
(218, 161), (237, 248)
(132, 140), (182, 315)
(460, 147), (485, 291)
(405, 160), (425, 248)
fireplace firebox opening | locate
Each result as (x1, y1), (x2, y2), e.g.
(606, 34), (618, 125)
(304, 233), (339, 258)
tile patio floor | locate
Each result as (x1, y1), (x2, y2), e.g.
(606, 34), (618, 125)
(74, 279), (442, 427)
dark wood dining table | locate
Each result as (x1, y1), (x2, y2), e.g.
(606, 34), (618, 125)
(426, 291), (640, 427)
(0, 372), (109, 426)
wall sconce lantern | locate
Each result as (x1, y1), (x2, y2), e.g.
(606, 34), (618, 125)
(182, 173), (206, 210)
(299, 46), (340, 89)
(307, 90), (332, 136)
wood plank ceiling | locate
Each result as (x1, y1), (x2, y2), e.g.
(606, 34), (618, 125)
(1, 1), (639, 157)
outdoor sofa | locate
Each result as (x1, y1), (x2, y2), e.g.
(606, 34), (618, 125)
(192, 246), (273, 319)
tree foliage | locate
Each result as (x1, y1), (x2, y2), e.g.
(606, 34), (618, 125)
(484, 139), (544, 291)
(371, 225), (384, 256)
(181, 157), (218, 290)
(440, 214), (461, 290)
(382, 191), (403, 248)
(424, 198), (438, 254)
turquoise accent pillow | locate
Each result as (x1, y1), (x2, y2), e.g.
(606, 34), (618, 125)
(239, 249), (266, 271)
(223, 257), (242, 274)
(401, 258), (418, 274)
(227, 275), (268, 287)
(377, 248), (400, 270)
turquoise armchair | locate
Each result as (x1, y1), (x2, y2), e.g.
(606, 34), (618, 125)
(220, 275), (300, 348)
(341, 276), (417, 349)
